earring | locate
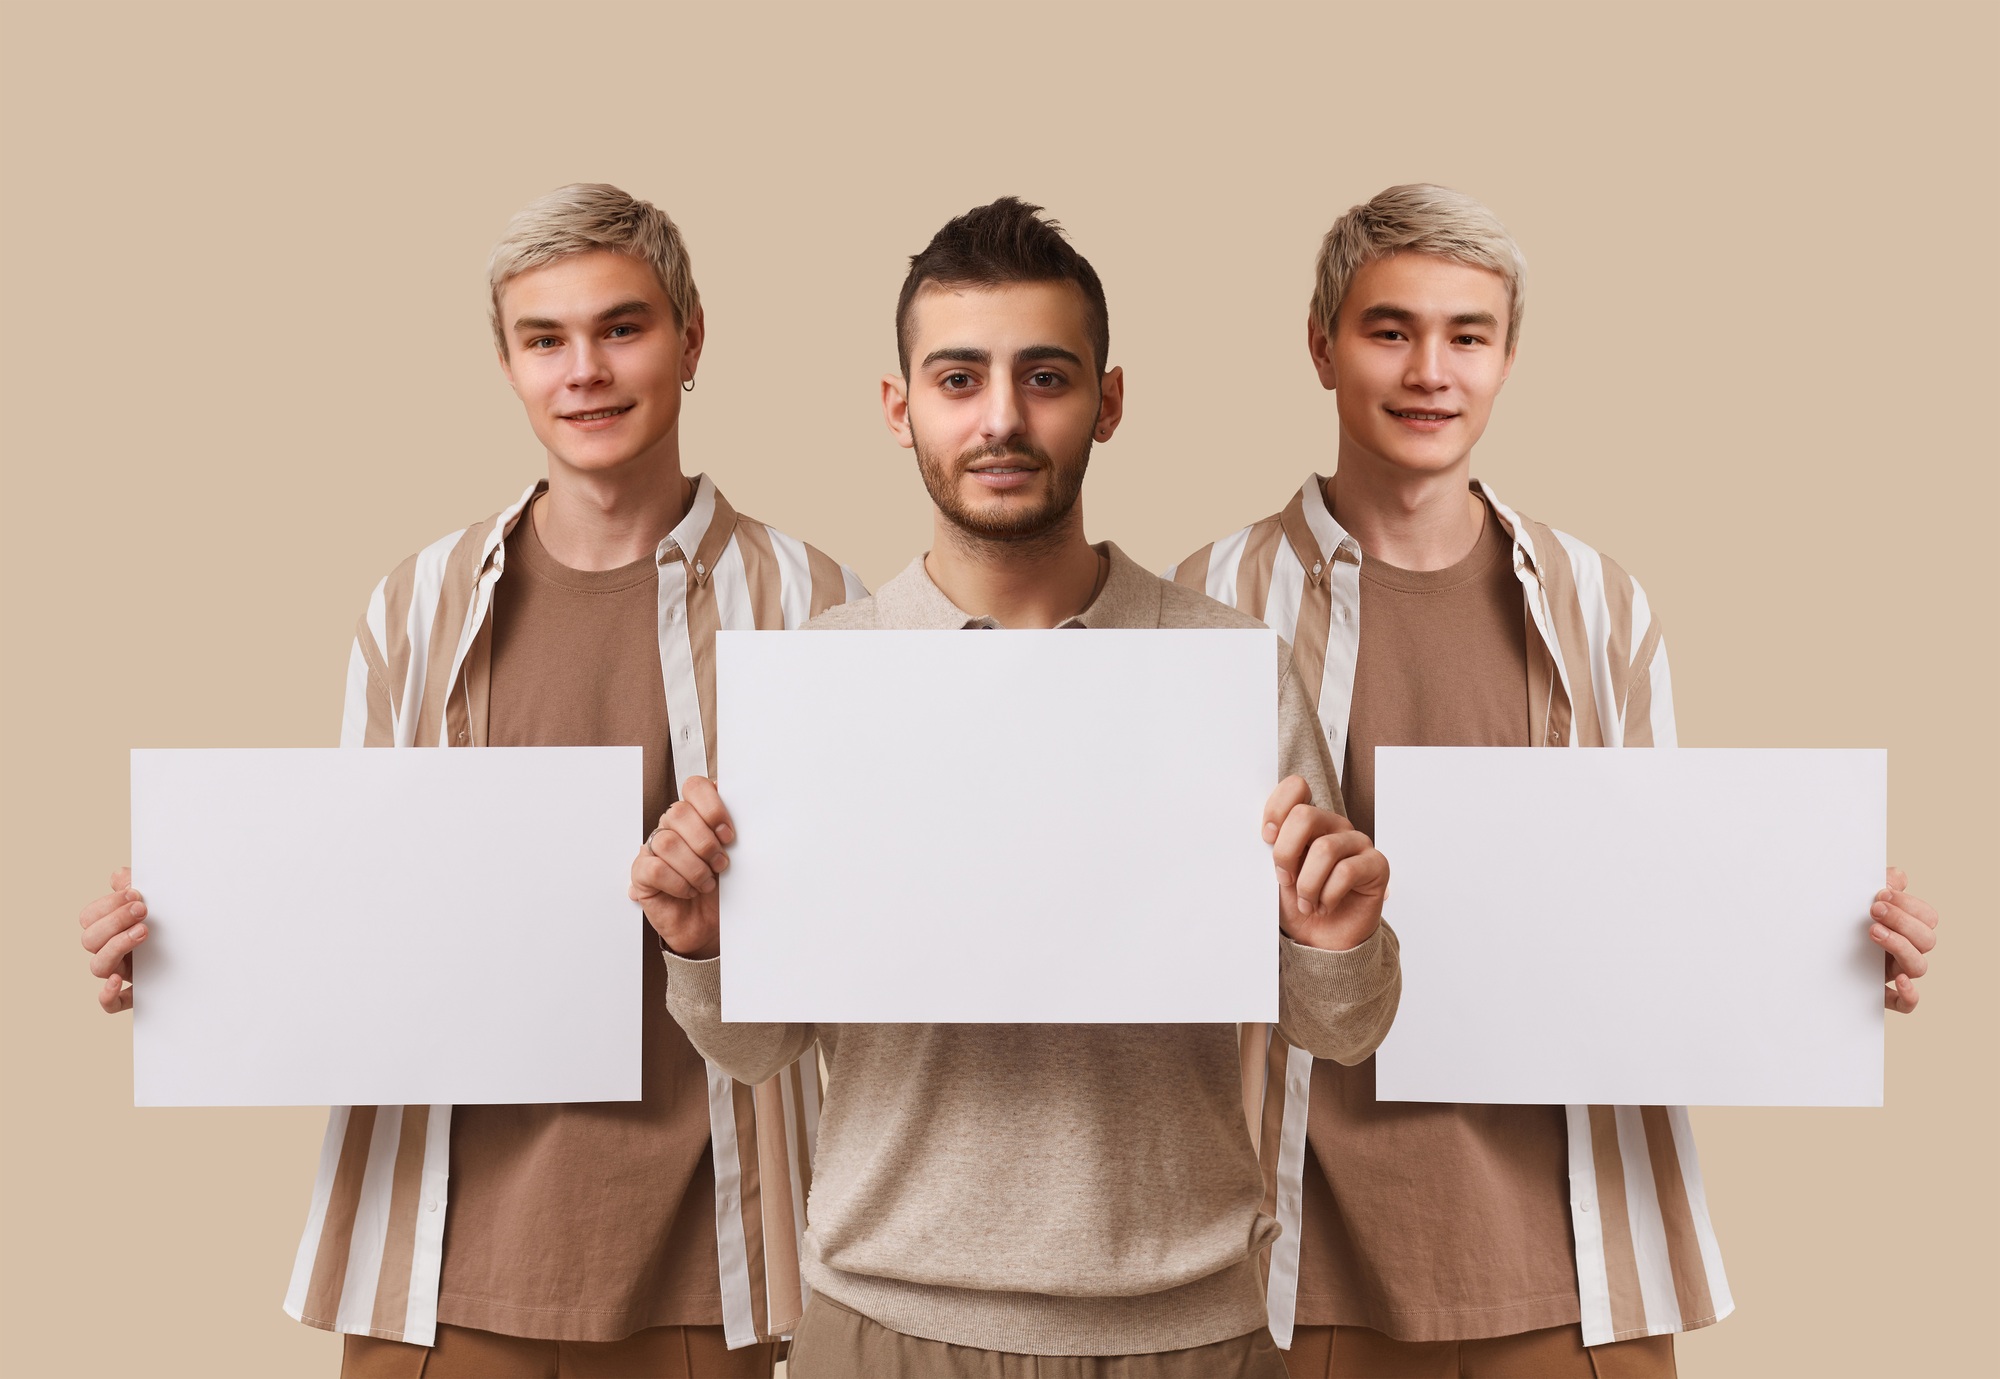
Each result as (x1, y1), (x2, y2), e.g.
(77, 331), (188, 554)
(682, 377), (696, 393)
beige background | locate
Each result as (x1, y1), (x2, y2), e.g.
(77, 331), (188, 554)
(2, 2), (1993, 1376)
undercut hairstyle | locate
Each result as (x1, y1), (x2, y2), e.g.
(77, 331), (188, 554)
(487, 183), (700, 354)
(895, 197), (1110, 376)
(1311, 184), (1527, 354)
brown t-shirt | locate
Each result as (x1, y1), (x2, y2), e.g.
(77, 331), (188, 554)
(435, 504), (723, 1342)
(1297, 496), (1580, 1342)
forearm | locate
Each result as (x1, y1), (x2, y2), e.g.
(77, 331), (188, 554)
(1277, 921), (1401, 1064)
(661, 951), (817, 1084)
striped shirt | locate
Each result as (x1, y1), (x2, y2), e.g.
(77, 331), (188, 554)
(1169, 475), (1733, 1350)
(283, 474), (865, 1349)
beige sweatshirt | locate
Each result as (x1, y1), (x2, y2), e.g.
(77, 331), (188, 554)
(663, 545), (1402, 1356)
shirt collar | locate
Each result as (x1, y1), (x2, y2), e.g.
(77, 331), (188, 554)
(1288, 471), (1544, 586)
(479, 473), (736, 585)
(871, 542), (1164, 630)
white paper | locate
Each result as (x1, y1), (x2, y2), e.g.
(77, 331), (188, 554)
(131, 747), (644, 1107)
(1372, 747), (1886, 1107)
(716, 629), (1279, 1022)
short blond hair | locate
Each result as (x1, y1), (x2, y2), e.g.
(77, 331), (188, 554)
(1310, 184), (1527, 354)
(487, 183), (700, 353)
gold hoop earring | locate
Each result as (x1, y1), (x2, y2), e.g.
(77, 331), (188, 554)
(682, 377), (696, 393)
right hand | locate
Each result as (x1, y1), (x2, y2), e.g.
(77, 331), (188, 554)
(629, 776), (734, 960)
(80, 866), (147, 1013)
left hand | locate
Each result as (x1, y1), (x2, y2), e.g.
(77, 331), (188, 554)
(1871, 866), (1938, 1014)
(1264, 775), (1388, 953)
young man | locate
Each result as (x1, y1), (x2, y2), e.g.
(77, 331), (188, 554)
(76, 184), (864, 1378)
(1170, 183), (1943, 1379)
(632, 198), (1404, 1378)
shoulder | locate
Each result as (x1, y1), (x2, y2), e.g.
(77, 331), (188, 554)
(727, 511), (869, 621)
(805, 595), (881, 631)
(1163, 511), (1286, 593)
(1155, 576), (1267, 631)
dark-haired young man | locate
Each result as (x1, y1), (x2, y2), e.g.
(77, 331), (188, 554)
(633, 198), (1404, 1378)
(1172, 183), (1942, 1379)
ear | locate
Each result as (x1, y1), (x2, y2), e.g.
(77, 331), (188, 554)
(1306, 315), (1338, 391)
(881, 372), (915, 449)
(680, 304), (706, 382)
(1498, 335), (1518, 390)
(1092, 366), (1126, 442)
(497, 346), (519, 395)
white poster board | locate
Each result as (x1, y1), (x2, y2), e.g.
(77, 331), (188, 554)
(131, 747), (644, 1106)
(1372, 747), (1886, 1107)
(716, 629), (1279, 1022)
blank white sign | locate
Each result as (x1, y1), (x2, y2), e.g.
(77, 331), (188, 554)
(716, 629), (1278, 1022)
(131, 747), (644, 1107)
(1372, 747), (1885, 1107)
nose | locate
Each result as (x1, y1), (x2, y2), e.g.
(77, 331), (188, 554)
(976, 373), (1028, 448)
(566, 335), (612, 390)
(1403, 335), (1450, 393)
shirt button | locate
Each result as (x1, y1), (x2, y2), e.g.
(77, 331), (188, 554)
(1313, 562), (1323, 576)
(455, 730), (467, 744)
(695, 561), (706, 576)
(680, 726), (691, 743)
(425, 1199), (439, 1213)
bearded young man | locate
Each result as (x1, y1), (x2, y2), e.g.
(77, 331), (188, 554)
(76, 184), (863, 1379)
(1170, 183), (1943, 1379)
(633, 197), (1403, 1379)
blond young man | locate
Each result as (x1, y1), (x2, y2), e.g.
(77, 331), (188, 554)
(633, 198), (1404, 1379)
(76, 184), (863, 1378)
(1170, 184), (1942, 1379)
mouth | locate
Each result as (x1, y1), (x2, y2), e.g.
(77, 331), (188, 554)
(965, 459), (1042, 491)
(559, 404), (635, 425)
(1385, 406), (1457, 432)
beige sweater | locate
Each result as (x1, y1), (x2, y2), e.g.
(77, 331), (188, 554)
(664, 545), (1402, 1356)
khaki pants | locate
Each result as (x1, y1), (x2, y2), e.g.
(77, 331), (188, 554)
(786, 1294), (1288, 1379)
(1283, 1324), (1674, 1379)
(340, 1322), (778, 1379)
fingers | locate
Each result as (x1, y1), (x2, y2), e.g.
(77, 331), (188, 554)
(652, 800), (727, 875)
(1271, 801), (1356, 884)
(87, 917), (148, 979)
(1870, 892), (1936, 957)
(83, 895), (148, 957)
(1869, 917), (1929, 980)
(1262, 777), (1312, 845)
(1885, 972), (1920, 1014)
(98, 972), (132, 1015)
(1885, 865), (1905, 893)
(1293, 830), (1373, 914)
(1876, 881), (1938, 932)
(1311, 841), (1390, 914)
(678, 777), (736, 845)
(79, 884), (142, 932)
(632, 848), (702, 901)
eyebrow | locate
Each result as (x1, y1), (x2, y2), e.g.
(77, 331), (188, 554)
(511, 300), (655, 334)
(1357, 304), (1500, 330)
(919, 344), (1086, 369)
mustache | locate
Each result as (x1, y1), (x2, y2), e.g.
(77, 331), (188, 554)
(954, 440), (1052, 470)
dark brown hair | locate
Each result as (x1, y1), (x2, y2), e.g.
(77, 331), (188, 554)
(895, 197), (1110, 376)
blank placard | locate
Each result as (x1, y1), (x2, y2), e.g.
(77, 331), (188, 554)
(131, 747), (644, 1106)
(716, 629), (1278, 1022)
(1372, 747), (1885, 1107)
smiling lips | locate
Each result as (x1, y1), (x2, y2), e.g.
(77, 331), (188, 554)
(560, 404), (634, 428)
(966, 458), (1040, 490)
(1387, 406), (1457, 431)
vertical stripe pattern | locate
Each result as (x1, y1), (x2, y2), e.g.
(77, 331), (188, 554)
(1175, 475), (1731, 1350)
(286, 475), (857, 1347)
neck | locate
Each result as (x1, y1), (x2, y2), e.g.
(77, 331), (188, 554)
(533, 442), (692, 572)
(923, 506), (1103, 629)
(1325, 434), (1484, 572)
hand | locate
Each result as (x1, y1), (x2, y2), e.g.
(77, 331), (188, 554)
(1871, 866), (1938, 1014)
(79, 866), (147, 1013)
(629, 776), (735, 960)
(1264, 776), (1388, 952)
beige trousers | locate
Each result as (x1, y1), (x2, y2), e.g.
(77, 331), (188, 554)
(340, 1322), (778, 1379)
(1283, 1323), (1674, 1379)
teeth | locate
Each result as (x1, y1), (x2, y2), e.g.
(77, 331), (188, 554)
(569, 408), (626, 421)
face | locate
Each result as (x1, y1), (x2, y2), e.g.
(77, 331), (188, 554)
(883, 280), (1123, 544)
(1308, 252), (1514, 476)
(497, 249), (703, 477)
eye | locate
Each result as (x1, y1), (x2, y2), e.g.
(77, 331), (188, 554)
(607, 324), (638, 338)
(1027, 370), (1063, 388)
(1454, 334), (1486, 347)
(1372, 329), (1407, 342)
(941, 371), (975, 390)
(527, 336), (560, 350)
